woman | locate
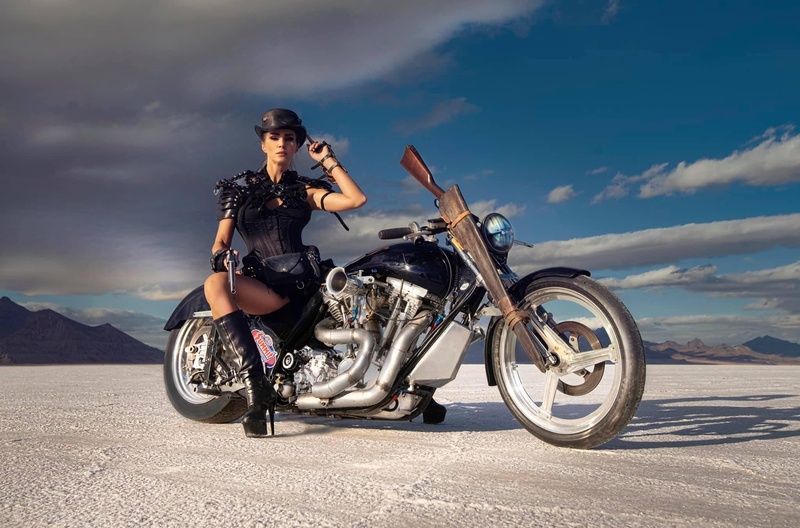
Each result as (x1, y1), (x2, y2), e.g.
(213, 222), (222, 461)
(204, 108), (366, 438)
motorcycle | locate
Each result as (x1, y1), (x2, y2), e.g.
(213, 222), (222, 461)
(163, 146), (646, 449)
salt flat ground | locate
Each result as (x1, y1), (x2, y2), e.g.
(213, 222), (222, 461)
(0, 365), (798, 528)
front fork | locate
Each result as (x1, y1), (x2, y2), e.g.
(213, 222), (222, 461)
(479, 299), (560, 376)
(497, 271), (562, 373)
(485, 298), (619, 382)
(520, 306), (563, 371)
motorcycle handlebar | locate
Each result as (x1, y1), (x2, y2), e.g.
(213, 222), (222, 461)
(378, 227), (413, 240)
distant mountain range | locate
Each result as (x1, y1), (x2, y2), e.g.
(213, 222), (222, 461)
(2, 295), (799, 366)
(644, 336), (800, 365)
(0, 297), (163, 365)
(463, 330), (800, 365)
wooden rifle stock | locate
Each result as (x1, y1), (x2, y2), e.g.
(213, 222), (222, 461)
(401, 146), (444, 200)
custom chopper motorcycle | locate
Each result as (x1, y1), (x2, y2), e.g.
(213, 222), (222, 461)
(163, 146), (646, 449)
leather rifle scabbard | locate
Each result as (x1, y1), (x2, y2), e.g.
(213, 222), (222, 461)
(439, 185), (546, 372)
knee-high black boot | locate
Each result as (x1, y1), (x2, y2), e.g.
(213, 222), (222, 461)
(214, 310), (277, 437)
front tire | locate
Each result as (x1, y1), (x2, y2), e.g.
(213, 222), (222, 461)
(163, 318), (246, 423)
(492, 275), (645, 449)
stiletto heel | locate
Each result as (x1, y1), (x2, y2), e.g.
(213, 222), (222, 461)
(268, 402), (275, 436)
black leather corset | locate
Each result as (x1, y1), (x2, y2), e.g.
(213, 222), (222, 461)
(236, 177), (312, 259)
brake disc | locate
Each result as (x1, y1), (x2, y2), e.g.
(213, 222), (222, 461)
(555, 321), (605, 396)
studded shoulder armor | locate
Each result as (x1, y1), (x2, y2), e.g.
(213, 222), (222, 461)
(214, 171), (253, 222)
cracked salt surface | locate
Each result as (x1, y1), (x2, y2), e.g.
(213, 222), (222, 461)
(0, 364), (798, 527)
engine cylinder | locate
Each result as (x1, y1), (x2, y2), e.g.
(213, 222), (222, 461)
(295, 311), (432, 410)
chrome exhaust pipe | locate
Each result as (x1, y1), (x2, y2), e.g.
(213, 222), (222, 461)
(311, 317), (377, 399)
(296, 311), (432, 410)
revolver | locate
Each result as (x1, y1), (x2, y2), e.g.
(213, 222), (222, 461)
(226, 249), (237, 294)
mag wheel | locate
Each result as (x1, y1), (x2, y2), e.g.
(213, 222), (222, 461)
(492, 275), (646, 449)
(163, 317), (246, 423)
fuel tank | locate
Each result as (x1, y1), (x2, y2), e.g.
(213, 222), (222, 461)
(345, 242), (457, 297)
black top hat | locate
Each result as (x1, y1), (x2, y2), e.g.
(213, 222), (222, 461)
(254, 108), (307, 146)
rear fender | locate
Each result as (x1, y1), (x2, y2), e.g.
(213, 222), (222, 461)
(482, 267), (590, 386)
(164, 285), (209, 331)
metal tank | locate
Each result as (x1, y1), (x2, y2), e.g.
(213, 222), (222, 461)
(344, 242), (457, 297)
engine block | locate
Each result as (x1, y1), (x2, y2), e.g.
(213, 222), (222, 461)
(290, 268), (444, 402)
(293, 347), (340, 395)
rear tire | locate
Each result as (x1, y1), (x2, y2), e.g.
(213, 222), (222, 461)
(492, 275), (645, 449)
(163, 318), (246, 423)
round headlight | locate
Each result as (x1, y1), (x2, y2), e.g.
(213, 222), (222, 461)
(481, 213), (514, 253)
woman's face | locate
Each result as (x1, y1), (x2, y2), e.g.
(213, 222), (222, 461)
(261, 129), (299, 162)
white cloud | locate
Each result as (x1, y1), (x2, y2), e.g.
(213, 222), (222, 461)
(1, 1), (541, 115)
(601, 261), (800, 314)
(640, 126), (800, 197)
(696, 262), (800, 313)
(591, 172), (633, 203)
(600, 265), (718, 289)
(0, 1), (543, 197)
(509, 213), (800, 273)
(594, 126), (800, 201)
(0, 226), (209, 300)
(586, 166), (608, 175)
(729, 260), (800, 284)
(547, 184), (577, 203)
(469, 199), (527, 219)
(31, 113), (220, 150)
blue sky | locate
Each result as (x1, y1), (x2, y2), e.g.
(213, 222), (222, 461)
(1, 0), (799, 349)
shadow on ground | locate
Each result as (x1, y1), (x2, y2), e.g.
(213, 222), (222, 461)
(269, 401), (522, 438)
(272, 394), (800, 451)
(606, 393), (800, 450)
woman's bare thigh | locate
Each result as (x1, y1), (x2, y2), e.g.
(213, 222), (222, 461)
(233, 275), (290, 315)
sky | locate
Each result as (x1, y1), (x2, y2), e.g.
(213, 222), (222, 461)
(1, 0), (799, 350)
